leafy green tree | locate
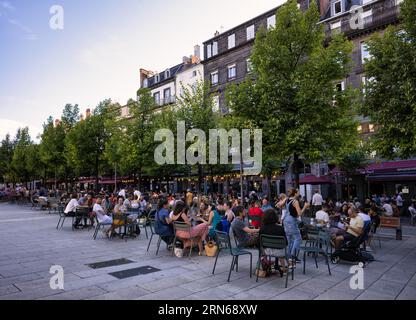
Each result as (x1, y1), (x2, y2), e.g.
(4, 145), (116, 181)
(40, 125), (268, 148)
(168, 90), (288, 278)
(39, 117), (66, 189)
(61, 104), (80, 132)
(0, 134), (15, 184)
(334, 147), (369, 200)
(10, 128), (38, 186)
(176, 81), (222, 192)
(360, 0), (416, 159)
(65, 100), (118, 191)
(227, 0), (358, 188)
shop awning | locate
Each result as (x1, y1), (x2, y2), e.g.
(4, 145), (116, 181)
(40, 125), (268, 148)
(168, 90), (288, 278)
(367, 173), (416, 182)
(299, 175), (334, 185)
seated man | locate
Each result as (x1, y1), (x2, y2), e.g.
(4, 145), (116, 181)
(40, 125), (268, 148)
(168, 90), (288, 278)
(231, 206), (259, 248)
(154, 198), (174, 246)
(334, 207), (364, 249)
(315, 204), (330, 226)
(64, 193), (80, 228)
(93, 197), (113, 237)
(382, 201), (394, 217)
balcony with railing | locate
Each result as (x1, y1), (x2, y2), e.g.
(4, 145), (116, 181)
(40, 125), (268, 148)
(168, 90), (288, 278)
(324, 0), (400, 38)
(155, 95), (177, 106)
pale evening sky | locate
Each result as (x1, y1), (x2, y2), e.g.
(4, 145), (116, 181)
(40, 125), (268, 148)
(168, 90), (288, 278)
(0, 0), (285, 142)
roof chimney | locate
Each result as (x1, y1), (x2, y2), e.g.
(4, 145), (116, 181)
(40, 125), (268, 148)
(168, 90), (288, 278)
(194, 45), (201, 60)
(139, 68), (153, 88)
(318, 0), (331, 18)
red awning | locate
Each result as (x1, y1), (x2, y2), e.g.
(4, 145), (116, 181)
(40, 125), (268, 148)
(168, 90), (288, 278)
(100, 179), (116, 185)
(332, 159), (416, 175)
(299, 175), (334, 185)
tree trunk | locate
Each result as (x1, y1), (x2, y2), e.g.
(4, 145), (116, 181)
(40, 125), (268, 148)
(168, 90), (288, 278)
(346, 172), (350, 200)
(95, 154), (99, 193)
(210, 167), (214, 194)
(294, 154), (300, 189)
(240, 152), (244, 207)
(197, 164), (203, 194)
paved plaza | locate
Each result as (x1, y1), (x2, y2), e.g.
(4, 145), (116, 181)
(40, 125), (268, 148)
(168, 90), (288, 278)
(0, 203), (415, 300)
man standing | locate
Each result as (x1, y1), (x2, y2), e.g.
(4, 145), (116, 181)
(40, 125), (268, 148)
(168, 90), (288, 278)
(396, 193), (404, 216)
(186, 189), (193, 207)
(312, 189), (323, 215)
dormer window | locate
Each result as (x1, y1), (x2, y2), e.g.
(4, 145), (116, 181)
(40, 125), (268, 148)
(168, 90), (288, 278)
(143, 78), (148, 88)
(331, 0), (344, 16)
(155, 74), (160, 83)
(165, 69), (170, 79)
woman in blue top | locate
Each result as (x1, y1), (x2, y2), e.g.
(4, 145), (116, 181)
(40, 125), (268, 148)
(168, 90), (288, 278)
(155, 198), (174, 245)
(283, 188), (310, 264)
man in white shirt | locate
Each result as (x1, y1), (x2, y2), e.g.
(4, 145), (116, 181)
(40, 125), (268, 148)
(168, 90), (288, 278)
(382, 202), (394, 217)
(64, 193), (79, 215)
(93, 198), (112, 224)
(315, 204), (330, 225)
(396, 193), (404, 215)
(312, 189), (323, 215)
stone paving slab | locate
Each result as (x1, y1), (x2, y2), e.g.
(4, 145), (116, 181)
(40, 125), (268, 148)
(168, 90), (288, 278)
(0, 203), (416, 300)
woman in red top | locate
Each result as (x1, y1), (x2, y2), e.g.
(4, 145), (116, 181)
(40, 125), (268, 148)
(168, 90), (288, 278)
(248, 200), (263, 228)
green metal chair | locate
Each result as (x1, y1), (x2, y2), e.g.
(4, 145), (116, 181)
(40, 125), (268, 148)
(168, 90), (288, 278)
(256, 235), (294, 288)
(212, 231), (253, 282)
(301, 229), (332, 275)
(128, 208), (148, 239)
(172, 221), (200, 258)
(147, 218), (163, 255)
(56, 205), (67, 229)
(93, 214), (114, 240)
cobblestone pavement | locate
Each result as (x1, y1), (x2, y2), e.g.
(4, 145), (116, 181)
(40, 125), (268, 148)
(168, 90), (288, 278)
(0, 203), (415, 300)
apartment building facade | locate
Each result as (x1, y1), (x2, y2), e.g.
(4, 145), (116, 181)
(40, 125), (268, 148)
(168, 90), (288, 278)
(201, 0), (404, 199)
(139, 45), (203, 110)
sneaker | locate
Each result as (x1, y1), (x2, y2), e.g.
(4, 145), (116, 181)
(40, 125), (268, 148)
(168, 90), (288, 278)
(293, 256), (301, 263)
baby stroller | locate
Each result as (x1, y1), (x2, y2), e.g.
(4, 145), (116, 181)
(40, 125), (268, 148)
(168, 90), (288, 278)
(331, 223), (374, 266)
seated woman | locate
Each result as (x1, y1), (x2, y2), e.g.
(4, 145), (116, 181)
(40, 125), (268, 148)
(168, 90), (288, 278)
(195, 200), (221, 239)
(93, 197), (113, 237)
(107, 196), (131, 237)
(171, 201), (209, 255)
(155, 198), (174, 246)
(259, 209), (288, 273)
(248, 200), (264, 229)
(131, 195), (140, 209)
